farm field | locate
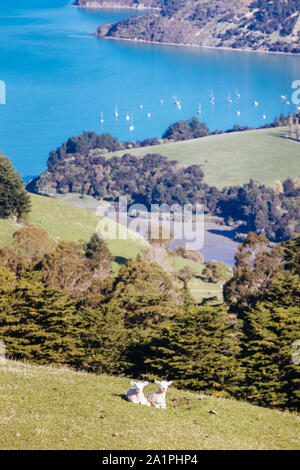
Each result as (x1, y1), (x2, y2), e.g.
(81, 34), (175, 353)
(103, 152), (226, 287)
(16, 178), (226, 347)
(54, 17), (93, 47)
(0, 360), (299, 450)
(107, 127), (299, 189)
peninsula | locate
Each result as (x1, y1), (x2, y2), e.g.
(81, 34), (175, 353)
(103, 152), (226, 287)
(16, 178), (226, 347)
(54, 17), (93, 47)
(81, 0), (300, 54)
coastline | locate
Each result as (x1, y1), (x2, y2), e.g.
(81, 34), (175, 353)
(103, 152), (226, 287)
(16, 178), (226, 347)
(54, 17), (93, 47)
(94, 33), (300, 57)
(74, 1), (300, 57)
(72, 3), (160, 11)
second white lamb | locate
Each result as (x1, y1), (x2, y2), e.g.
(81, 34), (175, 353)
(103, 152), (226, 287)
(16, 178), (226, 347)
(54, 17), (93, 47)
(147, 380), (173, 409)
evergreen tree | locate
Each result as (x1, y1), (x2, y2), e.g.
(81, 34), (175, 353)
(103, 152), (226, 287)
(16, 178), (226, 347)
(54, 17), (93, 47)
(0, 152), (31, 218)
(224, 232), (284, 312)
(84, 233), (112, 280)
(0, 266), (16, 312)
(239, 273), (300, 410)
(102, 256), (187, 377)
(282, 237), (300, 275)
(145, 304), (240, 397)
(0, 275), (83, 367)
(111, 256), (184, 328)
(78, 303), (129, 375)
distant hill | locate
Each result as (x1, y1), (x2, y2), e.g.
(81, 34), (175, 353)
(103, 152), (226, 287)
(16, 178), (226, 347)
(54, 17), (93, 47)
(24, 126), (300, 244)
(93, 0), (300, 54)
(1, 360), (299, 450)
(26, 127), (300, 192)
(105, 127), (300, 189)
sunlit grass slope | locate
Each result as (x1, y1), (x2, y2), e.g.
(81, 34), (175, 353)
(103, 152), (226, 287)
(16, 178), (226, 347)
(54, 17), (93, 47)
(0, 194), (146, 272)
(0, 194), (205, 278)
(0, 360), (299, 450)
(108, 127), (299, 189)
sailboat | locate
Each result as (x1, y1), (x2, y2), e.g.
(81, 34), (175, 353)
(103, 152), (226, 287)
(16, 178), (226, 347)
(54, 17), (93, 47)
(147, 112), (151, 118)
(197, 103), (202, 115)
(236, 110), (241, 116)
(254, 100), (259, 107)
(227, 93), (232, 104)
(100, 112), (104, 124)
(174, 99), (181, 109)
(129, 114), (134, 132)
(125, 113), (130, 121)
(235, 88), (241, 98)
(262, 114), (267, 120)
(115, 105), (119, 118)
(210, 91), (215, 105)
(160, 99), (164, 104)
(173, 94), (182, 109)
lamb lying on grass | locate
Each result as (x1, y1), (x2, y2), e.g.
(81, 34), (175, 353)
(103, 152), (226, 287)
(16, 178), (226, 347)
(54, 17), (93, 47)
(147, 380), (173, 409)
(126, 381), (150, 406)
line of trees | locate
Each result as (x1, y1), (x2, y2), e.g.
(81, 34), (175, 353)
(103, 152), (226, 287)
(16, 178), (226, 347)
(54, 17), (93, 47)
(1, 151), (299, 412)
(0, 221), (299, 411)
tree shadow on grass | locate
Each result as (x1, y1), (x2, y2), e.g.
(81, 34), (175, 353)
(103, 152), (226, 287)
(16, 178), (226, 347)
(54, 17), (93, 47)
(207, 228), (238, 241)
(272, 132), (299, 142)
(113, 393), (127, 402)
(113, 256), (128, 265)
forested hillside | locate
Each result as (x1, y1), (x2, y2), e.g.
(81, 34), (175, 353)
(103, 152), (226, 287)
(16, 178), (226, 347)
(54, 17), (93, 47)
(94, 0), (300, 53)
(1, 154), (300, 413)
(26, 127), (300, 243)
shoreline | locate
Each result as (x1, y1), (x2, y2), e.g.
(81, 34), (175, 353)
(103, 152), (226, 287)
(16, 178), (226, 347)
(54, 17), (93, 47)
(74, 1), (300, 57)
(72, 4), (160, 11)
(95, 33), (300, 57)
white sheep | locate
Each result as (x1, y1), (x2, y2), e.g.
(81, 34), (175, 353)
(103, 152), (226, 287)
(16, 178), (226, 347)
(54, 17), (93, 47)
(126, 380), (150, 406)
(147, 380), (173, 409)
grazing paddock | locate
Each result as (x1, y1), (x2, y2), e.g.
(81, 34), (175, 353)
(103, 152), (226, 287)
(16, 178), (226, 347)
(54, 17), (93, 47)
(0, 360), (299, 450)
(106, 127), (299, 189)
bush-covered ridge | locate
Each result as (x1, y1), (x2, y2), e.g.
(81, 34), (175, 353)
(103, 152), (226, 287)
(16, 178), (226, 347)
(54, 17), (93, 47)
(26, 117), (300, 243)
(95, 0), (300, 54)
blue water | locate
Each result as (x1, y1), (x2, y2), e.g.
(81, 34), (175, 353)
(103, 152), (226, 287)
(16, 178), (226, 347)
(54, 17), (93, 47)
(0, 0), (299, 177)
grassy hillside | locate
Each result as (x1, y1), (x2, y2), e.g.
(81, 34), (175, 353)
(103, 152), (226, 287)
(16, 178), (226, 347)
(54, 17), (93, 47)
(108, 127), (299, 189)
(0, 360), (299, 450)
(0, 194), (213, 298)
(0, 194), (146, 273)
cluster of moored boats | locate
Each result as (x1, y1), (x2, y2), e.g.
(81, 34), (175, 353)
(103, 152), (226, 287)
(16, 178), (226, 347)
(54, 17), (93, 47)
(99, 91), (292, 130)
